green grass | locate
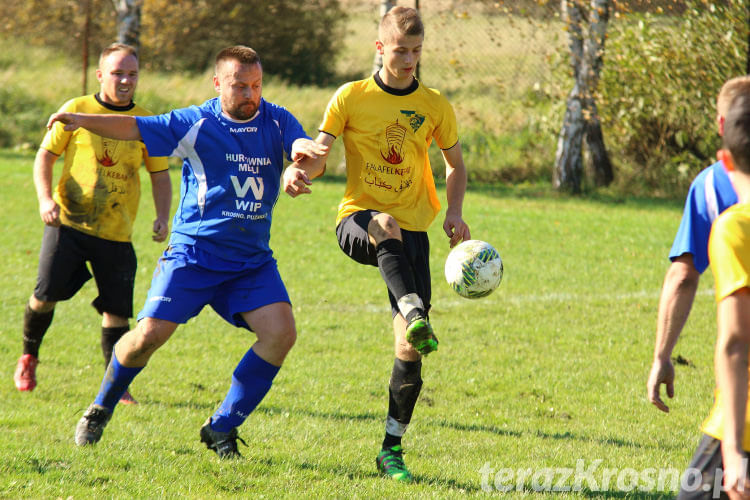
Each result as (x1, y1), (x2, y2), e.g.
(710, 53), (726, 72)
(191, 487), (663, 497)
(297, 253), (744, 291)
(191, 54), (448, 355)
(0, 149), (720, 497)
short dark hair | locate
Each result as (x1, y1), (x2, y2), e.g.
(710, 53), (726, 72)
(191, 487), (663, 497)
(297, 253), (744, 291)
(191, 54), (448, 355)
(215, 45), (261, 73)
(99, 43), (138, 66)
(723, 93), (750, 174)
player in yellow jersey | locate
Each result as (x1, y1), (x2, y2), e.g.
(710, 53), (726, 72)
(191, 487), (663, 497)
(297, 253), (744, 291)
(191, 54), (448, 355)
(13, 43), (172, 404)
(283, 6), (471, 481)
(677, 94), (750, 499)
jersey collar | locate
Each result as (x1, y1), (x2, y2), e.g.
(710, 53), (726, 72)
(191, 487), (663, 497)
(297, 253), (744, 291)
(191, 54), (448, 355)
(373, 72), (419, 96)
(94, 93), (135, 112)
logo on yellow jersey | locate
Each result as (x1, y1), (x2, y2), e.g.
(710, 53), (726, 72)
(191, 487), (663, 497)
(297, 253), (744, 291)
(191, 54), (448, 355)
(381, 120), (407, 164)
(400, 110), (425, 133)
(97, 138), (119, 167)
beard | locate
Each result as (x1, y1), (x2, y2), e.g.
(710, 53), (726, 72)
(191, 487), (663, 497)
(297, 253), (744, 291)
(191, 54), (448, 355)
(225, 100), (258, 121)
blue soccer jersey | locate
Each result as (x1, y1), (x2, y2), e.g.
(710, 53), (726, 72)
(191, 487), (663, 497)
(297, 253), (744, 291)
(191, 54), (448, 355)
(135, 97), (309, 265)
(669, 161), (737, 273)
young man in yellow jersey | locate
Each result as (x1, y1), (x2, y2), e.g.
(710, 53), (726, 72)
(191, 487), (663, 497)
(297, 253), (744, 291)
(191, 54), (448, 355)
(677, 93), (750, 499)
(283, 6), (471, 481)
(14, 43), (172, 403)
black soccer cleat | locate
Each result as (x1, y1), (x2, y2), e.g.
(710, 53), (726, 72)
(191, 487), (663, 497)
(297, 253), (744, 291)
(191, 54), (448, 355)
(199, 417), (247, 459)
(75, 404), (112, 446)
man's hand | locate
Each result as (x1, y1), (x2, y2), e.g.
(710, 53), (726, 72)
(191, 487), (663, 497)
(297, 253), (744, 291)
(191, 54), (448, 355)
(152, 218), (169, 242)
(290, 138), (329, 162)
(47, 112), (82, 131)
(283, 165), (312, 197)
(38, 197), (61, 226)
(647, 357), (675, 413)
(723, 446), (750, 500)
(443, 210), (471, 248)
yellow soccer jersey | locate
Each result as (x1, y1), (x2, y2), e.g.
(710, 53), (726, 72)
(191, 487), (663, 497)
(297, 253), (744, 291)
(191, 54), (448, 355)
(41, 94), (168, 242)
(701, 203), (750, 449)
(320, 74), (458, 231)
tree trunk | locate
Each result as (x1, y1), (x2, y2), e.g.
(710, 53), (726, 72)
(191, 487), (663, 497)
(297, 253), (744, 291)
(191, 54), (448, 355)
(583, 0), (613, 186)
(554, 0), (585, 192)
(554, 0), (613, 192)
(113, 0), (142, 52)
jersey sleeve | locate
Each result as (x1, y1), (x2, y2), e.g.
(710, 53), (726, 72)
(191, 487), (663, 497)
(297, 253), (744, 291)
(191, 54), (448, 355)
(135, 107), (199, 158)
(278, 108), (310, 161)
(142, 145), (170, 173)
(433, 94), (459, 150)
(319, 83), (350, 138)
(669, 177), (712, 273)
(40, 98), (78, 156)
(709, 208), (750, 302)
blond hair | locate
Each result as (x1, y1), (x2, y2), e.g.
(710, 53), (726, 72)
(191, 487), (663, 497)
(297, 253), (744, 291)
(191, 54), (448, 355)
(99, 43), (137, 67)
(717, 76), (750, 119)
(378, 6), (424, 44)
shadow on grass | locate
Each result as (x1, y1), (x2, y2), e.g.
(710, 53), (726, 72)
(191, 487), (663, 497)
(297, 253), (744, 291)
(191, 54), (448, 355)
(258, 405), (671, 451)
(295, 456), (485, 492)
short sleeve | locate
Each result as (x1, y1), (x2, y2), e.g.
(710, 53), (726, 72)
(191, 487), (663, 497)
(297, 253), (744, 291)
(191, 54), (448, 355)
(433, 94), (459, 150)
(319, 83), (350, 138)
(40, 99), (78, 156)
(136, 108), (197, 158)
(669, 175), (712, 273)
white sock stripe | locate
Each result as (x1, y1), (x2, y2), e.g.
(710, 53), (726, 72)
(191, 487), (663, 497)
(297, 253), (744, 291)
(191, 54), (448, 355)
(385, 416), (408, 437)
(397, 293), (423, 319)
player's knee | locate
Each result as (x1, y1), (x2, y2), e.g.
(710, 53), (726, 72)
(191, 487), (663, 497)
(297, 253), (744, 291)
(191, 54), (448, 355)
(29, 295), (56, 313)
(129, 321), (170, 357)
(274, 325), (297, 354)
(369, 213), (402, 242)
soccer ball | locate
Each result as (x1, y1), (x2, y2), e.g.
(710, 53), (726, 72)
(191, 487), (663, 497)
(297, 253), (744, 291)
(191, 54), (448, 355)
(444, 240), (503, 299)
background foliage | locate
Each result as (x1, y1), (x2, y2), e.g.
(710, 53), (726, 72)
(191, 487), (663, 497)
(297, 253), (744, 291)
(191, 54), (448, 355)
(2, 0), (345, 84)
(599, 0), (746, 197)
(0, 0), (747, 197)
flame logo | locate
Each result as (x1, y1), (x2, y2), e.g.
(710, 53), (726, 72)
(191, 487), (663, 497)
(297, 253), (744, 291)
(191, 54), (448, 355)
(98, 148), (117, 167)
(380, 120), (406, 165)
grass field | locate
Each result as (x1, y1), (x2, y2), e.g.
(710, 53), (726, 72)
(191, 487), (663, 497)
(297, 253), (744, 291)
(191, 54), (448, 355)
(0, 149), (721, 498)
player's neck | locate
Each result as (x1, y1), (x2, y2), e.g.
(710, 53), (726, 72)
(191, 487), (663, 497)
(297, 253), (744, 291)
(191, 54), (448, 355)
(378, 68), (415, 90)
(732, 171), (750, 204)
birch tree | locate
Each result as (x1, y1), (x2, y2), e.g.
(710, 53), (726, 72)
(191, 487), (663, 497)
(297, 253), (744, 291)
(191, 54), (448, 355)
(113, 0), (142, 51)
(554, 0), (613, 193)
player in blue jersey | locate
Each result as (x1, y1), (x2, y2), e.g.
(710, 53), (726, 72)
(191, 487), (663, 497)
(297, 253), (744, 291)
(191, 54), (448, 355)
(47, 45), (328, 458)
(647, 76), (750, 413)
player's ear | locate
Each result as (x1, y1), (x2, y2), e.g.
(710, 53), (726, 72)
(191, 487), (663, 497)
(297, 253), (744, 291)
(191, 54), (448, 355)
(718, 114), (726, 136)
(95, 68), (103, 83)
(718, 149), (735, 172)
(213, 74), (221, 94)
(375, 40), (384, 54)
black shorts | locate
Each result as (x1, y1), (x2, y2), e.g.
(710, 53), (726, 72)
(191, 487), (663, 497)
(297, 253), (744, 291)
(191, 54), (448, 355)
(336, 209), (431, 317)
(676, 434), (748, 500)
(34, 225), (137, 318)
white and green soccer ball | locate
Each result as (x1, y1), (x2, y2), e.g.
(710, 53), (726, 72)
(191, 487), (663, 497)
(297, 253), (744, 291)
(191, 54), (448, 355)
(444, 240), (503, 299)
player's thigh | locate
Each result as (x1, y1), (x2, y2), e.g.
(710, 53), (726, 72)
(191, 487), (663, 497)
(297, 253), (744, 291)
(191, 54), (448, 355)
(336, 209), (381, 266)
(137, 246), (217, 324)
(676, 434), (729, 500)
(34, 225), (92, 302)
(88, 239), (137, 317)
(211, 259), (291, 331)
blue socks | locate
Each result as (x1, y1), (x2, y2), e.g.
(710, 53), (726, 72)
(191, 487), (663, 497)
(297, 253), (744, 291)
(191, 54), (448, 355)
(94, 353), (143, 411)
(210, 348), (280, 432)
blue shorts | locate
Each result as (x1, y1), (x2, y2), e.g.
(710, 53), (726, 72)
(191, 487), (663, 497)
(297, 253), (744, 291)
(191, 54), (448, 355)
(137, 244), (290, 330)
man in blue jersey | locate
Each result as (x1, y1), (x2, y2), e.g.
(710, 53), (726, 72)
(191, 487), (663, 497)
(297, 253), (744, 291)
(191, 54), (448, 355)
(647, 76), (750, 413)
(47, 45), (328, 458)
